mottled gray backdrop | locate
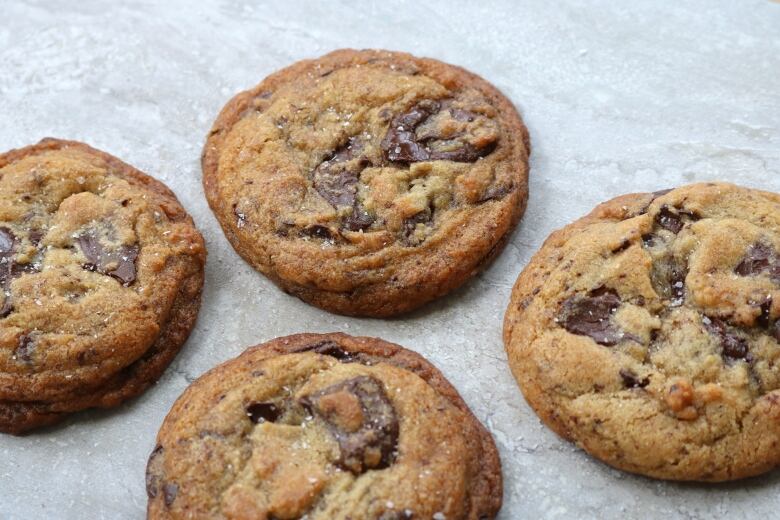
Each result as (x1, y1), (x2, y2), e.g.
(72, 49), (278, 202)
(1, 1), (779, 518)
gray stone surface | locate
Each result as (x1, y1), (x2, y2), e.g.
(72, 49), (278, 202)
(1, 0), (779, 518)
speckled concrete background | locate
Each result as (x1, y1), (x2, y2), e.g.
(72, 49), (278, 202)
(1, 1), (779, 518)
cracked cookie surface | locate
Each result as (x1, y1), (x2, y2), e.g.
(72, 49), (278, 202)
(203, 49), (529, 316)
(147, 333), (502, 519)
(0, 139), (206, 434)
(504, 182), (780, 481)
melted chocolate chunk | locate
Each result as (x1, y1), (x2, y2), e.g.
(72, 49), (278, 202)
(28, 230), (44, 246)
(0, 300), (12, 319)
(669, 265), (686, 302)
(163, 483), (178, 507)
(703, 317), (749, 361)
(756, 298), (780, 342)
(380, 100), (497, 164)
(292, 340), (356, 361)
(656, 206), (684, 234)
(655, 205), (699, 234)
(0, 228), (41, 317)
(300, 376), (399, 475)
(620, 369), (650, 389)
(146, 447), (180, 511)
(76, 232), (139, 286)
(558, 287), (624, 346)
(110, 249), (138, 284)
(344, 205), (375, 232)
(650, 257), (687, 304)
(758, 298), (772, 328)
(312, 139), (376, 232)
(735, 242), (780, 281)
(430, 141), (497, 162)
(313, 138), (363, 208)
(77, 234), (101, 267)
(245, 402), (282, 424)
(642, 234), (660, 248)
(145, 445), (164, 499)
(381, 101), (440, 163)
(449, 107), (477, 122)
(300, 225), (334, 241)
(722, 337), (749, 360)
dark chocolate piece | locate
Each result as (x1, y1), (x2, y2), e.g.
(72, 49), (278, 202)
(620, 369), (650, 389)
(558, 287), (624, 346)
(76, 231), (139, 286)
(300, 376), (399, 475)
(0, 227), (41, 317)
(245, 402), (282, 424)
(735, 242), (780, 282)
(381, 100), (497, 164)
(703, 317), (749, 361)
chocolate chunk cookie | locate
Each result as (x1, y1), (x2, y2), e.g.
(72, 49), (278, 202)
(147, 333), (501, 519)
(504, 182), (780, 481)
(203, 49), (529, 317)
(0, 139), (206, 434)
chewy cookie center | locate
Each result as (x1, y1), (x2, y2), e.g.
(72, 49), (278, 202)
(0, 153), (188, 383)
(226, 63), (512, 248)
(219, 370), (401, 519)
(551, 190), (780, 421)
(188, 348), (474, 519)
(0, 170), (146, 371)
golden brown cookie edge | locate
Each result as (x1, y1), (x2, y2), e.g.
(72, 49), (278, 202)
(148, 332), (502, 519)
(503, 183), (780, 481)
(0, 138), (206, 434)
(202, 48), (530, 317)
